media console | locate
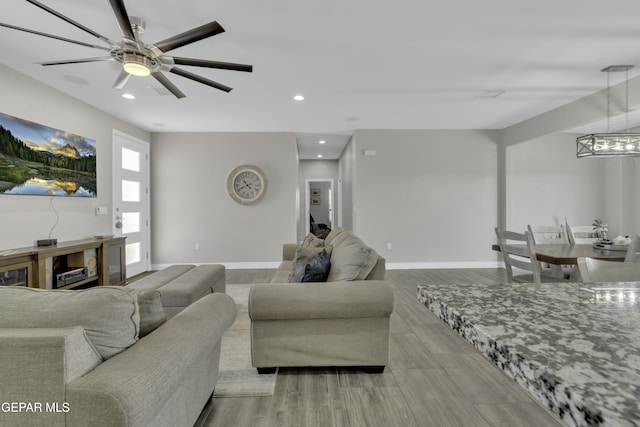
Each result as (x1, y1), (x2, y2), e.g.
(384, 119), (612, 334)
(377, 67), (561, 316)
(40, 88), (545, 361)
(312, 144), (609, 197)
(0, 237), (126, 290)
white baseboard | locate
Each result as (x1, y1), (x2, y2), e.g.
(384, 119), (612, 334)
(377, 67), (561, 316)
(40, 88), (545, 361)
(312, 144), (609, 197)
(386, 261), (503, 269)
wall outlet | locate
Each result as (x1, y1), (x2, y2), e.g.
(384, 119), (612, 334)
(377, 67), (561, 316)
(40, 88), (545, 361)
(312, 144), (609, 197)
(194, 242), (200, 250)
(386, 242), (392, 250)
(95, 207), (108, 216)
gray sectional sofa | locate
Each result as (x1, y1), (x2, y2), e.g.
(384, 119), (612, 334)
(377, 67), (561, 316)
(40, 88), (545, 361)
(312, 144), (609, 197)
(0, 286), (236, 427)
(249, 228), (394, 373)
(126, 264), (226, 319)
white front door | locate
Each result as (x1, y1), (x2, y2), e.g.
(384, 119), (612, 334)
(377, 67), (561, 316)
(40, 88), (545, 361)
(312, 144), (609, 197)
(112, 130), (150, 278)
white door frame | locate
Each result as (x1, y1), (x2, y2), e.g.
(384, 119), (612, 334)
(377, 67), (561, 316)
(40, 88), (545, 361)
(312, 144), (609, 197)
(305, 178), (334, 236)
(112, 130), (151, 277)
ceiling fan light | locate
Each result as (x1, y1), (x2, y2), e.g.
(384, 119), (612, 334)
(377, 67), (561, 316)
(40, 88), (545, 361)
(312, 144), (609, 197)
(122, 53), (152, 77)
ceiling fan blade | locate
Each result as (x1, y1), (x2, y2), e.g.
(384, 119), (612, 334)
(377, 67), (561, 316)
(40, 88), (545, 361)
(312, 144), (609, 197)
(38, 56), (113, 66)
(113, 70), (131, 89)
(171, 57), (253, 73)
(0, 23), (110, 51)
(107, 0), (137, 43)
(152, 22), (225, 54)
(25, 0), (117, 46)
(169, 67), (232, 93)
(151, 72), (186, 99)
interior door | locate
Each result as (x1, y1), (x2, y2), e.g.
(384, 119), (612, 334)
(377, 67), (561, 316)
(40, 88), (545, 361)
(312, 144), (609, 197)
(112, 130), (150, 278)
(305, 179), (334, 237)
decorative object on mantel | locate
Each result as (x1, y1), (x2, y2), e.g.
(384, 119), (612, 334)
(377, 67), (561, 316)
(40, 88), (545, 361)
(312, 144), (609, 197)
(577, 65), (640, 157)
(592, 218), (609, 240)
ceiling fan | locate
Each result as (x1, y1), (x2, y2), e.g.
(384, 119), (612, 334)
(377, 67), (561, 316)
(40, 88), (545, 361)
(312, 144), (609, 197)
(0, 0), (253, 99)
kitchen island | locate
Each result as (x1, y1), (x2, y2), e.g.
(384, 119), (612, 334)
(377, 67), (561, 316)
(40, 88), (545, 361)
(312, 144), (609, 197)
(418, 282), (640, 427)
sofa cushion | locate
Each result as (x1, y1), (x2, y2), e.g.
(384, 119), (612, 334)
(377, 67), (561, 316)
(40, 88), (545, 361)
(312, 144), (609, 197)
(295, 248), (332, 282)
(0, 326), (103, 384)
(137, 290), (166, 338)
(287, 245), (333, 282)
(327, 235), (379, 282)
(0, 287), (140, 359)
(302, 233), (325, 248)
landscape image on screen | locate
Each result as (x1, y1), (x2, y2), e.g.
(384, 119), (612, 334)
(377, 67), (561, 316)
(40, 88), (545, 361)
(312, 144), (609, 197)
(0, 112), (97, 197)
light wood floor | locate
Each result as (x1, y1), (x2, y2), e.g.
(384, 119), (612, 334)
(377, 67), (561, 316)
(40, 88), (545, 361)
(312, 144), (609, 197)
(203, 269), (564, 427)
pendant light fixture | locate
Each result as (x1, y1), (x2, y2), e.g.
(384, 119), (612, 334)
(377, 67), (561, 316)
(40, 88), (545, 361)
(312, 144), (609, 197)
(577, 65), (640, 158)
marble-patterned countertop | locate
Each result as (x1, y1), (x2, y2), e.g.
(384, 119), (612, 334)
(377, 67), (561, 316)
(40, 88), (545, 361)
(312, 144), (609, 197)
(417, 282), (640, 427)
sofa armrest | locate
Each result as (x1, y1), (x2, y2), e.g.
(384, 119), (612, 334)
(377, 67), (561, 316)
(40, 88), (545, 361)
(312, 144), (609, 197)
(64, 293), (237, 427)
(0, 326), (103, 427)
(282, 243), (299, 261)
(249, 280), (394, 320)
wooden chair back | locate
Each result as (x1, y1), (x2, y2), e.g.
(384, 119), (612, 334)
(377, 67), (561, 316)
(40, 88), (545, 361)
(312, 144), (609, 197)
(495, 228), (542, 283)
(527, 225), (569, 245)
(565, 220), (598, 245)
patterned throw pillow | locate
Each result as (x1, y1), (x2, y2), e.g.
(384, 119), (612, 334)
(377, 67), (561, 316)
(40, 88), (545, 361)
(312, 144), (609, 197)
(302, 233), (325, 248)
(296, 248), (331, 282)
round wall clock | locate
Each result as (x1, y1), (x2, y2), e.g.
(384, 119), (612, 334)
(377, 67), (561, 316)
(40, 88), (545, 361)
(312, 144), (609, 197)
(226, 164), (267, 205)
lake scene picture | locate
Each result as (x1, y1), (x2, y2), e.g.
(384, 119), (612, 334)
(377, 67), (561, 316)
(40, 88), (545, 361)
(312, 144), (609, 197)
(0, 112), (97, 197)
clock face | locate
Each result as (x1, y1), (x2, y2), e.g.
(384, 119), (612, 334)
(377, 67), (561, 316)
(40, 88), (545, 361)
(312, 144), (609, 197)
(227, 165), (267, 205)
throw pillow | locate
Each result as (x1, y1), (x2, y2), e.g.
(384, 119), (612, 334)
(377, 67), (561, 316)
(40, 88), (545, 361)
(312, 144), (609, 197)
(326, 235), (379, 282)
(299, 248), (331, 282)
(137, 290), (166, 338)
(302, 233), (325, 248)
(0, 286), (140, 360)
(324, 227), (345, 246)
(287, 245), (333, 282)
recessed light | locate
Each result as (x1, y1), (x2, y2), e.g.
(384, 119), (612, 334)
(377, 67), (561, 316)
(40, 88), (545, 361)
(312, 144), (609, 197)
(317, 154), (324, 158)
(122, 93), (136, 100)
(293, 94), (304, 101)
(319, 140), (326, 144)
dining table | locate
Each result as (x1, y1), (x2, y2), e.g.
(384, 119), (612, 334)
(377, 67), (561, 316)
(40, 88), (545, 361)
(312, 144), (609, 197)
(492, 243), (627, 265)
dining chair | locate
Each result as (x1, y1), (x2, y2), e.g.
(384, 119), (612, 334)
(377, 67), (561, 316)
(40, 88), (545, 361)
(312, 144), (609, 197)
(576, 256), (640, 282)
(625, 234), (640, 262)
(494, 227), (567, 283)
(565, 220), (599, 245)
(527, 224), (570, 278)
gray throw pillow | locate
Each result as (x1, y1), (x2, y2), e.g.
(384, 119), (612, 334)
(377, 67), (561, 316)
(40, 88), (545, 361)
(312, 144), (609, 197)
(137, 290), (166, 338)
(287, 245), (333, 282)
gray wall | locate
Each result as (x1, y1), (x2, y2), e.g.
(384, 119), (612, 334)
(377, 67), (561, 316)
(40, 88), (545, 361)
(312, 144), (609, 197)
(507, 133), (638, 239)
(506, 133), (605, 233)
(338, 137), (355, 231)
(350, 129), (499, 266)
(149, 132), (298, 266)
(0, 64), (149, 250)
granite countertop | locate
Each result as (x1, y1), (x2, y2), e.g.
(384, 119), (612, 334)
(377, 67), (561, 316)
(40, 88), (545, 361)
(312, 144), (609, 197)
(417, 282), (640, 427)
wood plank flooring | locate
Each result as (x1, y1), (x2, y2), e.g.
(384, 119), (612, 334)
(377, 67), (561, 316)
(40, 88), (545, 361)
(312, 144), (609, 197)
(203, 268), (564, 427)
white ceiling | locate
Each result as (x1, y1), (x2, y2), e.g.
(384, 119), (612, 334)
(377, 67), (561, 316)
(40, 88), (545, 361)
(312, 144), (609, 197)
(2, 0), (640, 159)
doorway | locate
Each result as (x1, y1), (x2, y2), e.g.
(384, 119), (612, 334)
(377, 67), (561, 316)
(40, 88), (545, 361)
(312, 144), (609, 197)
(305, 179), (334, 238)
(112, 130), (151, 278)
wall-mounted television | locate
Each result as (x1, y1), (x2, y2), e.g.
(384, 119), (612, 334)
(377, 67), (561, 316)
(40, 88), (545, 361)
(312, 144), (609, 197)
(0, 112), (96, 197)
